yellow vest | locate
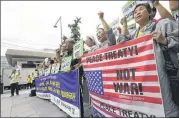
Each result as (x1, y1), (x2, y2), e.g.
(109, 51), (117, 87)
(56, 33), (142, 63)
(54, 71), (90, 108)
(10, 72), (20, 84)
(26, 77), (32, 83)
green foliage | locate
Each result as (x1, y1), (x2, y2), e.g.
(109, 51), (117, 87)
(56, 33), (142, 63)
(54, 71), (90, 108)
(68, 17), (82, 42)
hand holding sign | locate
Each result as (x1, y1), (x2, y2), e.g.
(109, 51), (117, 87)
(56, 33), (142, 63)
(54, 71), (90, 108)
(98, 11), (104, 19)
(151, 31), (168, 45)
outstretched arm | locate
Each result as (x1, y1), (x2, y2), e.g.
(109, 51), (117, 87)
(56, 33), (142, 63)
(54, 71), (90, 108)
(169, 0), (179, 11)
(98, 11), (110, 31)
(120, 16), (129, 35)
(98, 11), (116, 46)
(152, 0), (173, 19)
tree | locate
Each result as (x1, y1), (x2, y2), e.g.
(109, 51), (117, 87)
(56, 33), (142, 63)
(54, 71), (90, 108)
(62, 35), (68, 44)
(68, 17), (82, 42)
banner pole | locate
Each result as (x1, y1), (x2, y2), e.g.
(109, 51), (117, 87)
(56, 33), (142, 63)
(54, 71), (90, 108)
(79, 67), (84, 117)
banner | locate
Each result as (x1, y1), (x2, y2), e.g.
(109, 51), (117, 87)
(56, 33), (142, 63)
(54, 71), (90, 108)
(35, 69), (81, 117)
(73, 39), (84, 59)
(36, 76), (51, 99)
(81, 35), (165, 117)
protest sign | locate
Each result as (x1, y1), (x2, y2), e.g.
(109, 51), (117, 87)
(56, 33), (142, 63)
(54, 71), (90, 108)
(81, 35), (165, 117)
(110, 17), (120, 39)
(61, 56), (72, 72)
(122, 0), (152, 31)
(35, 69), (81, 117)
(73, 39), (84, 59)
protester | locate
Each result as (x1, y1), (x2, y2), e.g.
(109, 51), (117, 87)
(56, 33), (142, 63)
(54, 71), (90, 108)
(169, 0), (179, 23)
(85, 36), (99, 52)
(9, 69), (20, 97)
(59, 38), (76, 71)
(32, 69), (39, 88)
(26, 75), (32, 89)
(64, 39), (75, 56)
(43, 58), (51, 75)
(97, 11), (116, 49)
(120, 16), (129, 36)
(117, 3), (179, 117)
(151, 0), (173, 22)
(120, 1), (174, 37)
(50, 57), (59, 74)
(117, 27), (122, 34)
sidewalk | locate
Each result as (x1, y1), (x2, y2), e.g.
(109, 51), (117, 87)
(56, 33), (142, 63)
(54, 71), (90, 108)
(1, 89), (68, 117)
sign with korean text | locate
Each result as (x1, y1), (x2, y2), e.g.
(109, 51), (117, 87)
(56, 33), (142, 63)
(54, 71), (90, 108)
(35, 69), (81, 117)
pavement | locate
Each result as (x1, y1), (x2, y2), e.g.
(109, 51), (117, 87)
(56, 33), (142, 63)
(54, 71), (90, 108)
(1, 89), (68, 117)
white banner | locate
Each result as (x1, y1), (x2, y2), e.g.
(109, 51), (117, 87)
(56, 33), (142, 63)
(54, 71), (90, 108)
(50, 94), (80, 117)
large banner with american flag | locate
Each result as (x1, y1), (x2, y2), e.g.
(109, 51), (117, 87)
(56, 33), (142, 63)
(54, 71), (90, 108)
(81, 35), (165, 117)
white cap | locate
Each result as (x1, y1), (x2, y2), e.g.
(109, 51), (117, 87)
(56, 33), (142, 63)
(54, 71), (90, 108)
(86, 35), (98, 45)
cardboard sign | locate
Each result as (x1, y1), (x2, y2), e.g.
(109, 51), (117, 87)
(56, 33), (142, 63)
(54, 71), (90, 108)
(61, 56), (72, 72)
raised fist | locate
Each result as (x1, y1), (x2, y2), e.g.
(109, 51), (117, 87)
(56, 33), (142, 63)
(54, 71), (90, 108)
(98, 11), (104, 19)
(120, 16), (127, 25)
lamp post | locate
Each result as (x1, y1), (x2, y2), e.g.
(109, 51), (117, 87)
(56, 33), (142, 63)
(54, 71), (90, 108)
(54, 16), (63, 44)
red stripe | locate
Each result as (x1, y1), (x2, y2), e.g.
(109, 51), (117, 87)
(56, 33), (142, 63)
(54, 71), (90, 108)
(83, 35), (152, 58)
(103, 92), (162, 104)
(103, 75), (159, 82)
(92, 102), (123, 117)
(82, 43), (153, 63)
(83, 54), (155, 69)
(92, 97), (148, 117)
(103, 85), (161, 93)
(102, 64), (157, 74)
(90, 91), (162, 106)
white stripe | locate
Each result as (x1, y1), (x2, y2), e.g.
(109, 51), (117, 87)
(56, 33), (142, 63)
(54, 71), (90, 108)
(50, 94), (80, 117)
(93, 104), (112, 117)
(104, 89), (161, 98)
(82, 39), (153, 61)
(103, 71), (158, 77)
(84, 60), (156, 71)
(90, 93), (165, 117)
(92, 99), (159, 118)
(83, 49), (154, 66)
(103, 81), (160, 87)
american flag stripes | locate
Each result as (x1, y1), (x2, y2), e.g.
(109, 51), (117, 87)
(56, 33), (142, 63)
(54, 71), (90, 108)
(82, 35), (165, 117)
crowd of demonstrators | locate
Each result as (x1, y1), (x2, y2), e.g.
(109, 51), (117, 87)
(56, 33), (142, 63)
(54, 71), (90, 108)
(9, 69), (20, 97)
(32, 0), (178, 117)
